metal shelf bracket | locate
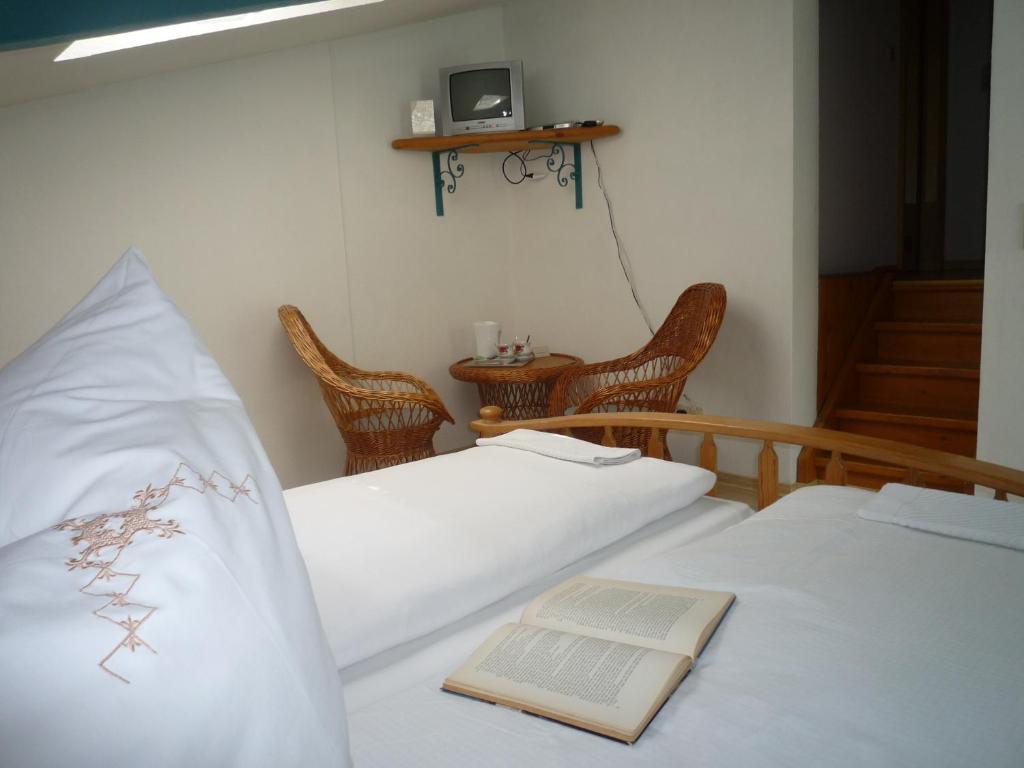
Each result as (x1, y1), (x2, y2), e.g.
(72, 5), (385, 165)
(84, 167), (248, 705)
(525, 141), (582, 210)
(429, 142), (583, 216)
(431, 145), (477, 216)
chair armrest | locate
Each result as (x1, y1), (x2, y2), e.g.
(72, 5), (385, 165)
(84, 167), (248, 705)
(574, 371), (690, 415)
(350, 370), (453, 422)
(352, 369), (429, 392)
(312, 364), (454, 424)
(547, 353), (649, 413)
(346, 384), (455, 423)
(551, 365), (693, 417)
(568, 351), (646, 377)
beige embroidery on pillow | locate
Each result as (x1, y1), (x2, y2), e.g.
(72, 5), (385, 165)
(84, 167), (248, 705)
(54, 462), (258, 683)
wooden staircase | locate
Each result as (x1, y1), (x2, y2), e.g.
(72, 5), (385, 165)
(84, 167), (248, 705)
(802, 277), (984, 491)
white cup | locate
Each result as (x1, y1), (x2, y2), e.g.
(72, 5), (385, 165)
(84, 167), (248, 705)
(473, 321), (500, 359)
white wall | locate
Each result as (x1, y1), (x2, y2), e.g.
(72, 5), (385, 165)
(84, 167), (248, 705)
(500, 0), (818, 477)
(792, 0), (820, 433)
(977, 0), (1024, 476)
(1, 1), (819, 487)
(0, 8), (508, 489)
(0, 44), (353, 488)
(327, 10), (514, 428)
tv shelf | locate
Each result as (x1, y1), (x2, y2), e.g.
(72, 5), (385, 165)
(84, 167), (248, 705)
(392, 125), (620, 153)
(391, 125), (620, 216)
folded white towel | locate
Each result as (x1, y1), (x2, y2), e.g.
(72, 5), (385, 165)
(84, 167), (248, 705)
(858, 483), (1024, 551)
(476, 428), (641, 466)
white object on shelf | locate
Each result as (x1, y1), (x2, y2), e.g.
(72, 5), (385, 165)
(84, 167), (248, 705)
(411, 100), (436, 136)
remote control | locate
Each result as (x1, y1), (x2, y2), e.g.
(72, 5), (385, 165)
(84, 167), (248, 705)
(528, 122), (575, 131)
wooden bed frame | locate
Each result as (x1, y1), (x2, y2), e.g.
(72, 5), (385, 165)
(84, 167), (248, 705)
(471, 407), (1024, 510)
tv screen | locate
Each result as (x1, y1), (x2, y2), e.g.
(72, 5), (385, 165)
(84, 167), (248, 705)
(449, 69), (514, 122)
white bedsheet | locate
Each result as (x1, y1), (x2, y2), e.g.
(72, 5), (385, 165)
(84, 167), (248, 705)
(286, 446), (714, 668)
(339, 495), (751, 711)
(347, 485), (1024, 768)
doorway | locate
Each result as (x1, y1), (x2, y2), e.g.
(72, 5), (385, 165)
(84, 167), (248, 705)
(819, 0), (993, 277)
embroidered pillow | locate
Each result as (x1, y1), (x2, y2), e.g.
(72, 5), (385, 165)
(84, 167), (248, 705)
(0, 250), (350, 766)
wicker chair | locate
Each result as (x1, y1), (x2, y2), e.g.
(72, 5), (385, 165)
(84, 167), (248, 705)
(547, 283), (727, 456)
(278, 305), (454, 475)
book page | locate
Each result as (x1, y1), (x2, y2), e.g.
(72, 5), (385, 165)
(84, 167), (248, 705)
(520, 576), (734, 658)
(443, 623), (690, 741)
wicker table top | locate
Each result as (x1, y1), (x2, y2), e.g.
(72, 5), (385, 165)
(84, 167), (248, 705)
(449, 353), (582, 384)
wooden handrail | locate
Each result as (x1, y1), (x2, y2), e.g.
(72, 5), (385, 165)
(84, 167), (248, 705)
(472, 406), (1024, 508)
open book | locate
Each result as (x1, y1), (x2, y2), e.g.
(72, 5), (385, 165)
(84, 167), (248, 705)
(442, 576), (735, 743)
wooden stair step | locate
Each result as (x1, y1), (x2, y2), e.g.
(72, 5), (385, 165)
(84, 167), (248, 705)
(856, 362), (980, 378)
(811, 455), (971, 493)
(874, 321), (981, 365)
(835, 405), (977, 456)
(856, 363), (979, 411)
(891, 279), (983, 322)
(836, 404), (977, 429)
(891, 278), (984, 289)
(873, 357), (979, 370)
(875, 321), (981, 333)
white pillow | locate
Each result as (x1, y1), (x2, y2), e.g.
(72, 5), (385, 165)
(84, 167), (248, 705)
(287, 445), (716, 669)
(858, 483), (1024, 551)
(0, 250), (350, 766)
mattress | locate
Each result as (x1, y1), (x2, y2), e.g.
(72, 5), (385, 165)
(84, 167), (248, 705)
(346, 485), (1024, 767)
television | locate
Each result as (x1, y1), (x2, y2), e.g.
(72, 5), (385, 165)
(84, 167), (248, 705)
(438, 60), (525, 136)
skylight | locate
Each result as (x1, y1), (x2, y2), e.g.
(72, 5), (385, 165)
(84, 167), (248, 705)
(55, 0), (383, 61)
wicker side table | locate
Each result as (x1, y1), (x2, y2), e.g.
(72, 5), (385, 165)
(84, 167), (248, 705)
(449, 354), (583, 421)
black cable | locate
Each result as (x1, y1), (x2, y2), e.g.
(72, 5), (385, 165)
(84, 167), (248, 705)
(502, 151), (529, 184)
(501, 148), (554, 184)
(590, 141), (655, 336)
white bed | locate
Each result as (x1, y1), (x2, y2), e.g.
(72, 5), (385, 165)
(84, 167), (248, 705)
(7, 248), (1023, 768)
(343, 484), (1024, 767)
(284, 440), (737, 671)
(6, 251), (1022, 768)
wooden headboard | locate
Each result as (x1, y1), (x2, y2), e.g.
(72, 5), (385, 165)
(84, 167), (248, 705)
(471, 407), (1024, 510)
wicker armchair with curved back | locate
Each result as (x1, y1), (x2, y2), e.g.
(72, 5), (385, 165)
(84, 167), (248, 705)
(278, 305), (453, 475)
(548, 283), (727, 457)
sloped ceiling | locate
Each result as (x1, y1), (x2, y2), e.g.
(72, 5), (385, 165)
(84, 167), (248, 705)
(0, 0), (503, 107)
(0, 1), (319, 51)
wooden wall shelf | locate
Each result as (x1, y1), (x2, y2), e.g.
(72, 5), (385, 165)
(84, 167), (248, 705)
(391, 125), (621, 216)
(392, 125), (620, 154)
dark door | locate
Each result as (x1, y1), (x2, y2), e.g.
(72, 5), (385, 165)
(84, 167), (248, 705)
(899, 0), (992, 274)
